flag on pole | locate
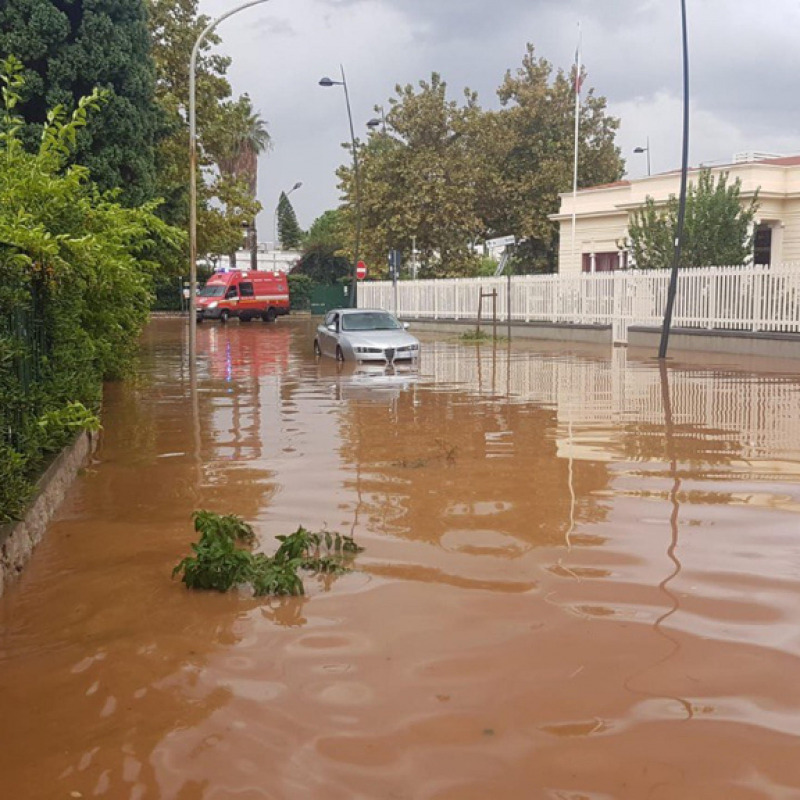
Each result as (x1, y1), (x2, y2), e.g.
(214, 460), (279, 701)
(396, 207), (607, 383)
(574, 43), (584, 94)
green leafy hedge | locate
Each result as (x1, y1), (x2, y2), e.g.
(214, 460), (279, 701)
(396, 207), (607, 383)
(0, 57), (184, 522)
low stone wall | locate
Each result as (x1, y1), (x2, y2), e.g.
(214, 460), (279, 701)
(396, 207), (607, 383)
(403, 318), (613, 345)
(628, 326), (800, 360)
(0, 431), (97, 598)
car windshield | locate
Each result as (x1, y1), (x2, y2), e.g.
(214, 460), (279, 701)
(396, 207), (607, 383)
(341, 312), (402, 331)
(198, 284), (225, 297)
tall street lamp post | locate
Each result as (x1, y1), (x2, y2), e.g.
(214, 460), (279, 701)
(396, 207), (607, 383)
(634, 136), (651, 176)
(189, 0), (269, 361)
(320, 66), (361, 308)
(659, 0), (690, 360)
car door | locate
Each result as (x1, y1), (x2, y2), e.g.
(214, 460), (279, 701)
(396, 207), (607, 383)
(319, 312), (339, 356)
(223, 284), (238, 314)
(238, 280), (255, 317)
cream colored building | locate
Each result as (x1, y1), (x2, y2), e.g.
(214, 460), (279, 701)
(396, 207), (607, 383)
(551, 155), (800, 275)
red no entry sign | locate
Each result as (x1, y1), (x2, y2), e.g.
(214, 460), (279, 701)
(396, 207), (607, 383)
(356, 261), (367, 280)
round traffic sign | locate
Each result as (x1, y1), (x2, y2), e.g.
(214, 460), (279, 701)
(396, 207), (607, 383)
(356, 261), (367, 280)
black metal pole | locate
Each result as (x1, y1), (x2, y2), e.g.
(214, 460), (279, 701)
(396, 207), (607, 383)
(340, 65), (361, 308)
(658, 0), (690, 360)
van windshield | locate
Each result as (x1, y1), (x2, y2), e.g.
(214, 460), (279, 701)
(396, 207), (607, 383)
(198, 284), (225, 297)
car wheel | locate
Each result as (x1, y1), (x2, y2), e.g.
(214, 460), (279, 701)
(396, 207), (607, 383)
(263, 307), (277, 323)
(220, 309), (230, 323)
(313, 340), (322, 358)
(240, 314), (252, 323)
(335, 345), (345, 362)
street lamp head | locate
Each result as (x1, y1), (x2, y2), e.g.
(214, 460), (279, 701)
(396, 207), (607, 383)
(291, 181), (302, 191)
(366, 118), (381, 129)
(319, 77), (338, 87)
(633, 146), (647, 153)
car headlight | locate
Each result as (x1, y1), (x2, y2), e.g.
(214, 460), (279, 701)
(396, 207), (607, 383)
(207, 301), (218, 309)
(399, 344), (419, 351)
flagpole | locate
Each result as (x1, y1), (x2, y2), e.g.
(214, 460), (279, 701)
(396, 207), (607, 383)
(571, 22), (582, 273)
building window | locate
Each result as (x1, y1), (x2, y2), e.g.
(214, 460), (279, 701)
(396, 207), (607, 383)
(754, 225), (772, 266)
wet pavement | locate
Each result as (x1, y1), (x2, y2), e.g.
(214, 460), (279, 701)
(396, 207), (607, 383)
(2, 316), (800, 799)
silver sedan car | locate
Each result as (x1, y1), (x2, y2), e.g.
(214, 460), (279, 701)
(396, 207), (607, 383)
(314, 308), (420, 363)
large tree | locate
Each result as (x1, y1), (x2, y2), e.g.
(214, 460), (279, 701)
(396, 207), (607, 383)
(147, 0), (262, 264)
(215, 95), (271, 268)
(277, 190), (303, 250)
(627, 169), (759, 270)
(344, 73), (485, 278)
(292, 210), (350, 284)
(340, 46), (624, 278)
(490, 44), (625, 272)
(0, 0), (161, 206)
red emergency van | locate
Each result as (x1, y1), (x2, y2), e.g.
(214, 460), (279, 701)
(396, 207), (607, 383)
(196, 270), (290, 323)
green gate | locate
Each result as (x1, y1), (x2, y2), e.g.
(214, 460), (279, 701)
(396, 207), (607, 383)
(310, 284), (349, 315)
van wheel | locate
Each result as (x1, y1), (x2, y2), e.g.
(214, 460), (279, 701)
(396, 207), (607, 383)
(335, 345), (345, 362)
(263, 307), (277, 323)
(240, 314), (252, 323)
(220, 310), (230, 323)
(313, 340), (321, 357)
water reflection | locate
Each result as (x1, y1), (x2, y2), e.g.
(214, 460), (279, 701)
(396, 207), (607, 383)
(1, 318), (800, 798)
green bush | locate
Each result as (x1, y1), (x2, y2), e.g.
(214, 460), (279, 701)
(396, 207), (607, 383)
(0, 56), (184, 522)
(287, 273), (313, 311)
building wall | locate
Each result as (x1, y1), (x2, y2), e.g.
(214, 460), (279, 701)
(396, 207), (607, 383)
(553, 161), (800, 275)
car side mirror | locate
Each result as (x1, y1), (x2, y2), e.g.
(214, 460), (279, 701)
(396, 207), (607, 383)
(327, 323), (337, 332)
(403, 322), (409, 330)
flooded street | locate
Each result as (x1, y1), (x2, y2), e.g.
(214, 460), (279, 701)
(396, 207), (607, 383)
(4, 316), (800, 799)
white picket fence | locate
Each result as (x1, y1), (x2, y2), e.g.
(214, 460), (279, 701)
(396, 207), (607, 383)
(358, 264), (800, 343)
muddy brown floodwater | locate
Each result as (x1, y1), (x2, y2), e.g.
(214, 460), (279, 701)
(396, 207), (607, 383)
(3, 317), (800, 799)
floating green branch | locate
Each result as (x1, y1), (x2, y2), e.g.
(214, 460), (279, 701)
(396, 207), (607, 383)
(172, 512), (364, 597)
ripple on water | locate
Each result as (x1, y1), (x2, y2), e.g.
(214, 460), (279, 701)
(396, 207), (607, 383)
(440, 528), (527, 558)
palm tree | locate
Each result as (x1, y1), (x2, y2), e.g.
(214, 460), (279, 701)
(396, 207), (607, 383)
(217, 95), (271, 269)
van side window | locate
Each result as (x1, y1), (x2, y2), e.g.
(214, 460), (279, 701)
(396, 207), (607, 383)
(225, 286), (238, 299)
(239, 282), (254, 297)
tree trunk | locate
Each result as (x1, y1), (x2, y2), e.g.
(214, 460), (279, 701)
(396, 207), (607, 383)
(249, 222), (258, 271)
(229, 251), (237, 269)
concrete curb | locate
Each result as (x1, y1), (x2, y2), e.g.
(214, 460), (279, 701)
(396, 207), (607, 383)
(0, 430), (97, 598)
(402, 317), (613, 345)
(628, 326), (800, 360)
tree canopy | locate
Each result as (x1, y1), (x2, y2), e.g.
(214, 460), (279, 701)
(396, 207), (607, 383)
(146, 0), (265, 262)
(292, 210), (350, 284)
(627, 169), (759, 269)
(0, 0), (161, 206)
(277, 190), (304, 249)
(336, 45), (624, 277)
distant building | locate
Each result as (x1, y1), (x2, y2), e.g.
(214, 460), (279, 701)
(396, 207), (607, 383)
(551, 154), (800, 274)
(213, 249), (303, 274)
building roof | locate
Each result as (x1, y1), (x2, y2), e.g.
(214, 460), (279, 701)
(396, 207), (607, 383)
(753, 155), (800, 167)
(573, 154), (800, 196)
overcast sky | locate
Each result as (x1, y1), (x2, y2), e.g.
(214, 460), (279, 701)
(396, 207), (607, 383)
(199, 0), (800, 244)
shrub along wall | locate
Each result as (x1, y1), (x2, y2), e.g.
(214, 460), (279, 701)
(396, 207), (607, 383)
(0, 57), (183, 523)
